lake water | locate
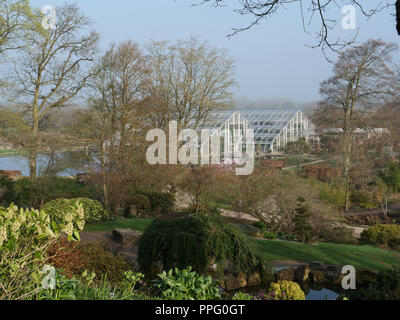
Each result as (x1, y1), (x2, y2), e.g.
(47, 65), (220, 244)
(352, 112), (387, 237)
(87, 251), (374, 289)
(0, 156), (30, 176)
(272, 266), (340, 300)
(0, 155), (80, 177)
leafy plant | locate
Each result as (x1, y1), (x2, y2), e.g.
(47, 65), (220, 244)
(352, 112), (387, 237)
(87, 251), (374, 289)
(79, 242), (132, 283)
(127, 194), (151, 213)
(121, 271), (145, 293)
(263, 231), (277, 240)
(268, 281), (306, 300)
(0, 202), (84, 300)
(360, 224), (400, 249)
(42, 197), (109, 224)
(232, 292), (255, 300)
(38, 269), (80, 300)
(153, 267), (221, 300)
(252, 221), (267, 231)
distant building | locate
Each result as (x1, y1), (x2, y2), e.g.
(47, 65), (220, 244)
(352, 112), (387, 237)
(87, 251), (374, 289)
(200, 110), (314, 154)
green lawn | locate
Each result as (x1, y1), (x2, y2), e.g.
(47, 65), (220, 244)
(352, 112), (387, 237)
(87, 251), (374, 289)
(253, 239), (400, 271)
(84, 217), (400, 272)
(0, 149), (25, 157)
(84, 218), (153, 232)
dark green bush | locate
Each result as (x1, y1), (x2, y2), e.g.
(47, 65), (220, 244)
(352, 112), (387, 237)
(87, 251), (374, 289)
(138, 213), (273, 285)
(0, 177), (96, 209)
(79, 242), (131, 283)
(252, 221), (267, 231)
(128, 194), (151, 213)
(263, 231), (277, 240)
(42, 197), (110, 224)
(360, 224), (400, 249)
(351, 190), (378, 209)
(130, 190), (175, 214)
(348, 267), (400, 300)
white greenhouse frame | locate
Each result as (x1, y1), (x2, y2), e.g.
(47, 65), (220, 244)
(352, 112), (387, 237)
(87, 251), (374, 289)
(201, 110), (314, 154)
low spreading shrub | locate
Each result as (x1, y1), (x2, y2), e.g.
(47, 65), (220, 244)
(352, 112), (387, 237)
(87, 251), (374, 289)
(268, 281), (306, 300)
(252, 221), (267, 231)
(130, 190), (175, 214)
(263, 231), (277, 240)
(127, 194), (151, 213)
(42, 198), (109, 224)
(152, 267), (221, 300)
(46, 238), (87, 278)
(79, 242), (132, 283)
(360, 224), (400, 249)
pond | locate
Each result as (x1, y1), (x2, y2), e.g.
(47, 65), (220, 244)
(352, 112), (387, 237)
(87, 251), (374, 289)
(270, 266), (341, 300)
(0, 155), (82, 177)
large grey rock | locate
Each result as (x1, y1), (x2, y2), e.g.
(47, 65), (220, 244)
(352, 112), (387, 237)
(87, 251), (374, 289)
(112, 228), (142, 247)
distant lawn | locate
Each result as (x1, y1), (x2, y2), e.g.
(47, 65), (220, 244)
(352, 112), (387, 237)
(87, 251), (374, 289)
(0, 149), (25, 157)
(84, 218), (153, 232)
(253, 239), (400, 271)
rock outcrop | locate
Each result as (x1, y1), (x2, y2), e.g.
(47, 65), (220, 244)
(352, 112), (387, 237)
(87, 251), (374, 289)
(112, 229), (142, 247)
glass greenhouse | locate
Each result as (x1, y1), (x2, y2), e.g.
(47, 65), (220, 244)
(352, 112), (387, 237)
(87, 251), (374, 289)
(200, 110), (314, 154)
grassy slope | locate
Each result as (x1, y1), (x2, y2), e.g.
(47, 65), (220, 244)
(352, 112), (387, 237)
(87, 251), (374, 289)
(84, 218), (153, 232)
(253, 239), (400, 271)
(84, 218), (400, 271)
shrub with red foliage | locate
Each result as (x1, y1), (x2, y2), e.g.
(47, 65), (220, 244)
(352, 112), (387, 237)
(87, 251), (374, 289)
(46, 238), (87, 278)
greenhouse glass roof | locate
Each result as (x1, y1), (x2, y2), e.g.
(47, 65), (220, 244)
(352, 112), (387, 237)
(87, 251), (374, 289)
(201, 109), (313, 152)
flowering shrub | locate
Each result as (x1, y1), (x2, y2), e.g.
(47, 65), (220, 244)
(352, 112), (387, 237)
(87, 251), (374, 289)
(268, 281), (306, 300)
(42, 197), (109, 224)
(0, 202), (84, 300)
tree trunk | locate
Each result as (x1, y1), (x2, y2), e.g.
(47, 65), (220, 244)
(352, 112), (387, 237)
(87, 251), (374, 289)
(343, 107), (353, 212)
(29, 117), (39, 179)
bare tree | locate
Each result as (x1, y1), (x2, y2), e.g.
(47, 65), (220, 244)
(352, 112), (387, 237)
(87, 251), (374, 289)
(197, 1), (396, 56)
(10, 4), (99, 178)
(146, 37), (237, 131)
(0, 0), (31, 54)
(318, 39), (398, 211)
(0, 0), (32, 88)
(88, 40), (152, 213)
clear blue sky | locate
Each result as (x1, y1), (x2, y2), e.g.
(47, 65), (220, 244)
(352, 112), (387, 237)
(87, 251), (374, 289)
(31, 1), (400, 104)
